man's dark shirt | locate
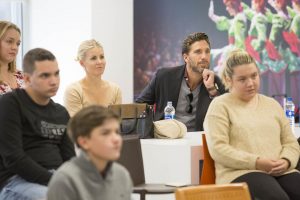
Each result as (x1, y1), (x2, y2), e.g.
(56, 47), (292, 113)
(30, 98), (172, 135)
(0, 89), (75, 188)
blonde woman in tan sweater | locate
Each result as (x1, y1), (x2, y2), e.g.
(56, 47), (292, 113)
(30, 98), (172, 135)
(204, 49), (300, 200)
(64, 39), (122, 117)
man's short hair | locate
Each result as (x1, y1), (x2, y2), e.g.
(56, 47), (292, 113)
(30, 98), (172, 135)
(68, 105), (120, 147)
(22, 48), (56, 74)
(181, 32), (211, 55)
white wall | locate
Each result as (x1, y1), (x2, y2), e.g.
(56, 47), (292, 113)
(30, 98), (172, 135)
(91, 0), (133, 103)
(25, 0), (133, 104)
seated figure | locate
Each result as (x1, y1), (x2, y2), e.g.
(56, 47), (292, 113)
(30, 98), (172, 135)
(64, 39), (122, 117)
(47, 105), (133, 200)
(0, 48), (75, 200)
(0, 20), (25, 95)
(136, 32), (226, 131)
(204, 49), (300, 200)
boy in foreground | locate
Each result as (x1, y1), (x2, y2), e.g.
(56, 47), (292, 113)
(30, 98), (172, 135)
(47, 105), (133, 200)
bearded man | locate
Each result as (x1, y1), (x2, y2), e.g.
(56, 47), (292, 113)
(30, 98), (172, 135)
(136, 32), (226, 131)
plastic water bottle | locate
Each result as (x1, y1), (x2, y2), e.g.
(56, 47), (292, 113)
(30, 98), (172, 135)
(164, 101), (175, 119)
(285, 97), (295, 134)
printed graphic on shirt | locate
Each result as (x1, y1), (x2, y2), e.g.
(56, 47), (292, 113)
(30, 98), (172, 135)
(40, 121), (66, 140)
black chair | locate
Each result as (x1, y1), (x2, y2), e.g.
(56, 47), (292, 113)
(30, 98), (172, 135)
(117, 135), (175, 200)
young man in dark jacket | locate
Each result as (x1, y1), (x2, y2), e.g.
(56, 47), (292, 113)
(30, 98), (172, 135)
(0, 48), (75, 200)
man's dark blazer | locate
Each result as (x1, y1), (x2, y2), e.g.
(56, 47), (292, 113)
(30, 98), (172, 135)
(135, 65), (226, 131)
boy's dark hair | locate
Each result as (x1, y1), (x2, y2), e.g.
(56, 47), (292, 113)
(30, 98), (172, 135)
(182, 32), (211, 55)
(22, 48), (56, 74)
(68, 105), (120, 147)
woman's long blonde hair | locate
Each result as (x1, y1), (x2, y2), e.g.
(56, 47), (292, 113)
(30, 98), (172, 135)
(0, 21), (21, 82)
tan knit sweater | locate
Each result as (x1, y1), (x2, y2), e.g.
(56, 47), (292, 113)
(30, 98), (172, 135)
(64, 80), (122, 117)
(204, 93), (300, 184)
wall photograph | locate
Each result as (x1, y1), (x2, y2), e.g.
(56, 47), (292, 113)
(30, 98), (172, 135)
(134, 0), (300, 108)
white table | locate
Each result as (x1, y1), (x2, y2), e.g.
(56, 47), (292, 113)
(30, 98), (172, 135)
(141, 132), (203, 186)
(132, 132), (203, 200)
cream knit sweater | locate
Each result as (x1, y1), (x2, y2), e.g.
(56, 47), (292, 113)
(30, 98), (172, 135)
(204, 93), (300, 184)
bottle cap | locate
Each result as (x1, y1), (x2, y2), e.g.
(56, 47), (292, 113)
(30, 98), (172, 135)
(287, 97), (292, 102)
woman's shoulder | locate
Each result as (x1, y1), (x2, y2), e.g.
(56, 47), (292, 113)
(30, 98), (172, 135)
(258, 94), (283, 109)
(65, 81), (82, 91)
(207, 93), (234, 113)
(64, 81), (83, 98)
(258, 94), (280, 105)
(212, 93), (233, 104)
(256, 95), (285, 115)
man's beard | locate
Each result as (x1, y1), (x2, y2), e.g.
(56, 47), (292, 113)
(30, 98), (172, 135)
(191, 63), (209, 74)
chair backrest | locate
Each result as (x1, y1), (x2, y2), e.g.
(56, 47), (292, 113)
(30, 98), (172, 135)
(297, 138), (300, 171)
(175, 183), (252, 200)
(200, 134), (215, 184)
(117, 135), (145, 186)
